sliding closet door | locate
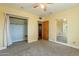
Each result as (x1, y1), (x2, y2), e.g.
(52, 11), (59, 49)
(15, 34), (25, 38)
(10, 24), (25, 42)
(10, 17), (27, 43)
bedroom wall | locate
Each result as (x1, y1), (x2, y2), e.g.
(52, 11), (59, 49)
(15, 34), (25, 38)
(0, 5), (39, 49)
(45, 5), (79, 48)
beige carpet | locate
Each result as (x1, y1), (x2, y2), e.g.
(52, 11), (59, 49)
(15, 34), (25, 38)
(0, 40), (79, 56)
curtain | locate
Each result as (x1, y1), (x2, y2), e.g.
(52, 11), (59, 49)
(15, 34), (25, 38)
(4, 15), (12, 47)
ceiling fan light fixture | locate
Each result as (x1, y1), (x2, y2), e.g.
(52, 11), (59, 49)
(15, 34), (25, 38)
(39, 4), (45, 9)
(33, 3), (49, 11)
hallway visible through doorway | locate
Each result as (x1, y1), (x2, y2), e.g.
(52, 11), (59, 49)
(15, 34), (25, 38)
(38, 21), (49, 40)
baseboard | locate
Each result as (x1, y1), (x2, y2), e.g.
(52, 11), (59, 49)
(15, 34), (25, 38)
(13, 39), (25, 43)
(28, 39), (38, 43)
(52, 41), (79, 49)
(0, 47), (7, 50)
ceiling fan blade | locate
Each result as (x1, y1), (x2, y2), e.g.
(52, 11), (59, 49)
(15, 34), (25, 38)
(33, 5), (38, 8)
(32, 3), (39, 8)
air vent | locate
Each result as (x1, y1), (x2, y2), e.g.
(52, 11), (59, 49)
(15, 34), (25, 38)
(39, 17), (42, 20)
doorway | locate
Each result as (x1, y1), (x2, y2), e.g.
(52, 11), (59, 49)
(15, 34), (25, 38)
(38, 21), (49, 40)
(38, 21), (43, 40)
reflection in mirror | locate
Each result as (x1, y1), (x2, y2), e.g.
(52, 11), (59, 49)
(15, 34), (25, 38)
(56, 18), (67, 43)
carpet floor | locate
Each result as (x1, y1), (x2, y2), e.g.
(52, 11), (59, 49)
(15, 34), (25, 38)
(0, 40), (79, 56)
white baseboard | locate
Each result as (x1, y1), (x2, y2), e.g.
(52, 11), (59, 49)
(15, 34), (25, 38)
(28, 39), (38, 43)
(52, 41), (79, 49)
(13, 39), (25, 43)
(0, 47), (7, 50)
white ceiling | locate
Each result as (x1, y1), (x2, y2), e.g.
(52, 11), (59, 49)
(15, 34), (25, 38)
(1, 3), (79, 17)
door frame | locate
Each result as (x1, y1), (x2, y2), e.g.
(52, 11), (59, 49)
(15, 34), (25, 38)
(4, 13), (28, 48)
(38, 20), (49, 41)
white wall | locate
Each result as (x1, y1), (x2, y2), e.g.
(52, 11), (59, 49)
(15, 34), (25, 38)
(0, 5), (39, 49)
(45, 6), (79, 48)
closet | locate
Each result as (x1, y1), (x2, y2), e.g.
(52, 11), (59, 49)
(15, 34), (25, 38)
(10, 17), (27, 43)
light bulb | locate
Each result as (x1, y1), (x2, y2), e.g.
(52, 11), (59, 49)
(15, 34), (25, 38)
(63, 18), (66, 21)
(40, 4), (45, 9)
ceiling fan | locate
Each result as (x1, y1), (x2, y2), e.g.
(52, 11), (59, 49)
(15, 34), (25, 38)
(32, 3), (53, 11)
